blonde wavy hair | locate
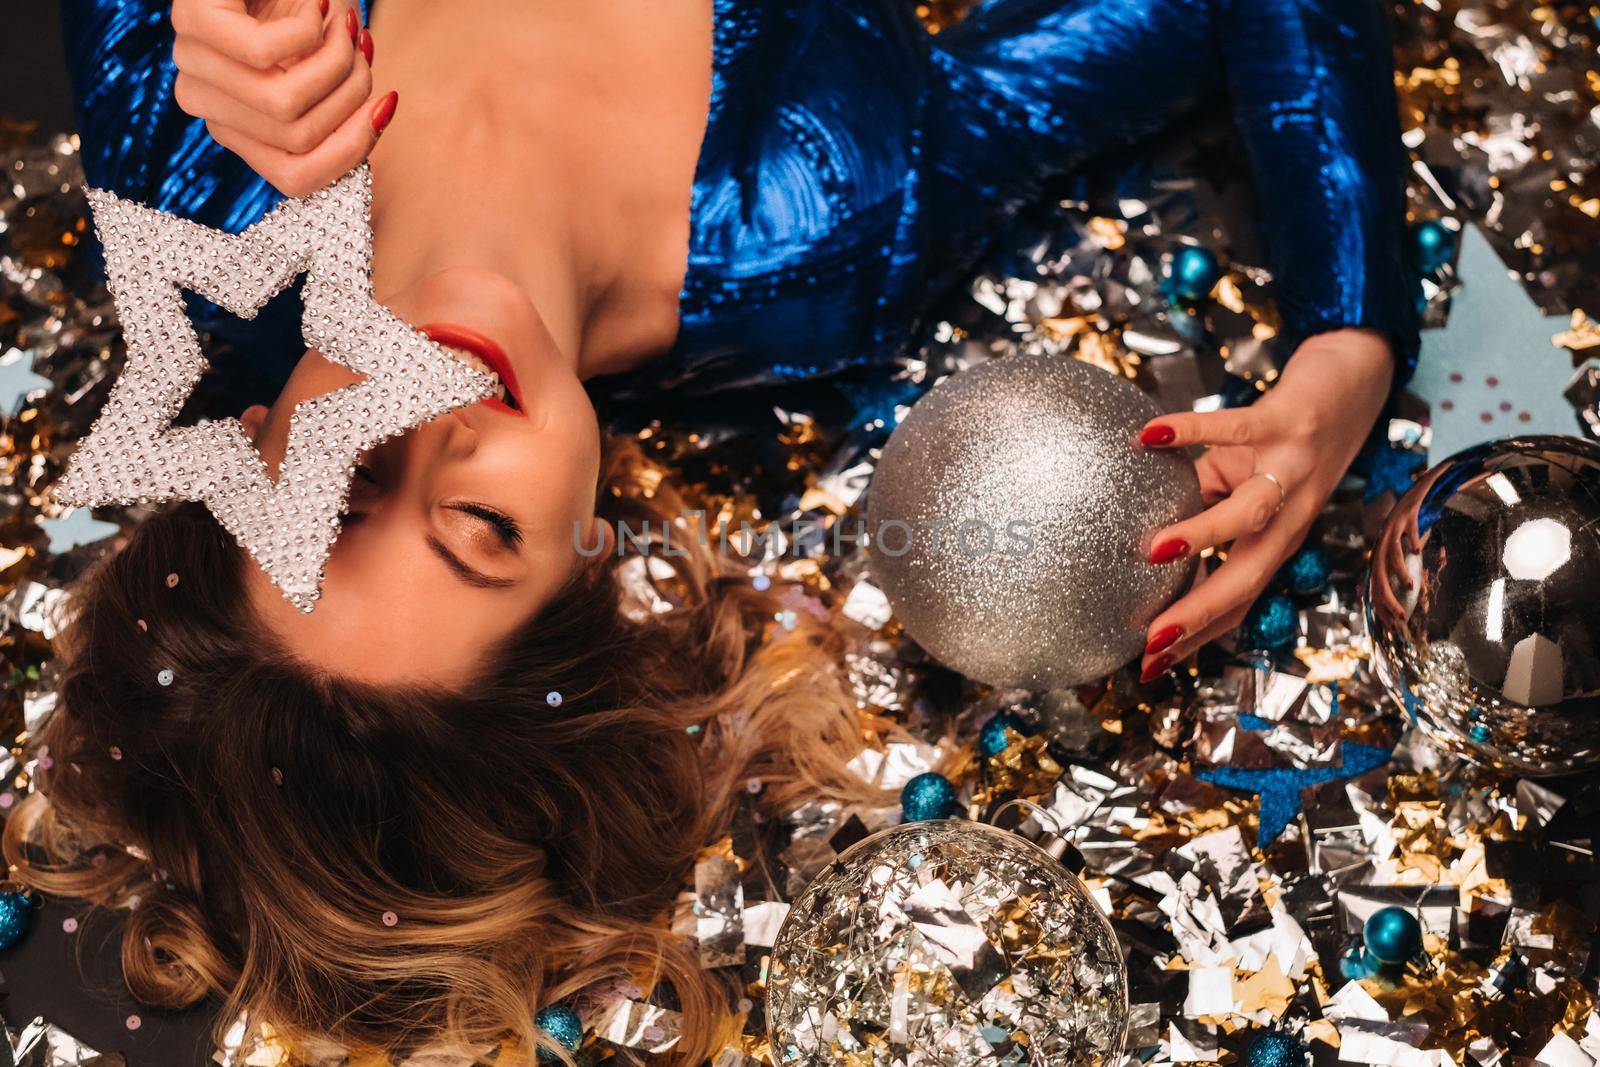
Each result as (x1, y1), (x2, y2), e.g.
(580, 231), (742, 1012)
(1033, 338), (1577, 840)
(4, 434), (881, 1064)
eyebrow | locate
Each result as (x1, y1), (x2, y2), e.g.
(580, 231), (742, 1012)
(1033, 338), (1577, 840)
(425, 535), (519, 590)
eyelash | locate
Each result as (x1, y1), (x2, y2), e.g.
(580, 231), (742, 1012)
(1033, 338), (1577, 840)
(448, 502), (523, 549)
(343, 466), (522, 549)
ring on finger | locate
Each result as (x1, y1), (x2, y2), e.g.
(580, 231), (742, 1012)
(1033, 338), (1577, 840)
(1256, 470), (1287, 514)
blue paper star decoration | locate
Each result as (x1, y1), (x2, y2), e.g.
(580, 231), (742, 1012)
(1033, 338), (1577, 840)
(38, 509), (121, 554)
(0, 348), (52, 416)
(1411, 226), (1578, 462)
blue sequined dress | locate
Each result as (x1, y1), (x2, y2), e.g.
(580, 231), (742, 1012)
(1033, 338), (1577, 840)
(60, 0), (1418, 409)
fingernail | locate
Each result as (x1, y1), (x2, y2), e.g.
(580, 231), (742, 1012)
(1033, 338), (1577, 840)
(1145, 625), (1183, 656)
(370, 90), (398, 135)
(1140, 655), (1173, 684)
(358, 27), (373, 64)
(1139, 424), (1176, 447)
(319, 0), (329, 16)
(1149, 538), (1189, 565)
(346, 7), (360, 43)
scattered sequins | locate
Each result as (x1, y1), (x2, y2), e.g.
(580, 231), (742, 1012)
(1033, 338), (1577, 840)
(546, 691), (563, 707)
(156, 668), (174, 686)
(381, 910), (398, 927)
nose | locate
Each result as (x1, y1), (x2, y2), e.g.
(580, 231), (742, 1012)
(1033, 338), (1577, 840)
(437, 408), (480, 460)
(386, 409), (478, 481)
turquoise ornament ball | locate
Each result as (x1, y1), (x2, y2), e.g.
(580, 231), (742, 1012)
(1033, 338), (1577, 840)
(1242, 594), (1298, 653)
(1411, 219), (1456, 273)
(535, 1003), (584, 1063)
(1170, 246), (1224, 300)
(1363, 906), (1422, 965)
(900, 772), (960, 822)
(1246, 1032), (1310, 1067)
(0, 890), (30, 951)
(978, 712), (1028, 757)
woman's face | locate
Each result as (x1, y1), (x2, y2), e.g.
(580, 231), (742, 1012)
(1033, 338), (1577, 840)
(242, 266), (611, 686)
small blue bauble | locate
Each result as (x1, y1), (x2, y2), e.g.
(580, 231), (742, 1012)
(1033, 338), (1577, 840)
(1170, 246), (1224, 300)
(978, 712), (1028, 757)
(1363, 906), (1422, 965)
(1280, 546), (1331, 596)
(1242, 594), (1298, 653)
(1411, 219), (1456, 273)
(535, 1003), (584, 1062)
(900, 772), (961, 822)
(0, 890), (30, 951)
(1246, 1032), (1310, 1067)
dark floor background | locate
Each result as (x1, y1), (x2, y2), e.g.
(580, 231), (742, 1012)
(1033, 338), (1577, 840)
(3, 0), (75, 133)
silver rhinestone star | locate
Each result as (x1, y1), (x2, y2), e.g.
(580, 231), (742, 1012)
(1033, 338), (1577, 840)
(54, 164), (496, 612)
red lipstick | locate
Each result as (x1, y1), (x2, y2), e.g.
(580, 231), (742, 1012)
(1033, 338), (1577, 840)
(419, 322), (525, 417)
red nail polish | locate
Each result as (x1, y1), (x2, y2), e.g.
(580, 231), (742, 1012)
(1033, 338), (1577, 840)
(319, 0), (329, 16)
(345, 8), (359, 43)
(1140, 655), (1173, 684)
(370, 90), (398, 135)
(358, 28), (373, 64)
(1145, 625), (1183, 656)
(1149, 538), (1189, 565)
(1140, 424), (1177, 447)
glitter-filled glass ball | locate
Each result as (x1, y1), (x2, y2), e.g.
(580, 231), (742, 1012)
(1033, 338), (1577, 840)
(1280, 545), (1331, 595)
(866, 356), (1201, 689)
(1242, 594), (1298, 653)
(1246, 1031), (1310, 1067)
(978, 712), (1029, 756)
(534, 1003), (584, 1063)
(767, 820), (1128, 1066)
(900, 772), (961, 822)
(1367, 436), (1600, 775)
(0, 889), (31, 952)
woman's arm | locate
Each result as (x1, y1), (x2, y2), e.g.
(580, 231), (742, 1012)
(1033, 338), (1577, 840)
(931, 0), (1420, 678)
(1212, 0), (1419, 374)
(930, 0), (1420, 369)
(1133, 0), (1420, 682)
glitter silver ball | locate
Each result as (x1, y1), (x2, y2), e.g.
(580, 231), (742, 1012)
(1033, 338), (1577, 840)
(865, 356), (1201, 688)
(1367, 435), (1600, 775)
(767, 819), (1128, 1066)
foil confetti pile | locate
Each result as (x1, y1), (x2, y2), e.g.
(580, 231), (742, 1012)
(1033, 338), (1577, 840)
(4, 0), (1600, 1060)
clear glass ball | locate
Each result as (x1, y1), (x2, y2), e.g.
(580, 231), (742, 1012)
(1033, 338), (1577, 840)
(767, 820), (1128, 1066)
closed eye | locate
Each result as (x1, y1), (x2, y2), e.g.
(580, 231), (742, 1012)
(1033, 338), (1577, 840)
(447, 502), (523, 549)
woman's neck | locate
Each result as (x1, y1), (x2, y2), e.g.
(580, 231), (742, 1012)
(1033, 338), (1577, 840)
(363, 0), (714, 382)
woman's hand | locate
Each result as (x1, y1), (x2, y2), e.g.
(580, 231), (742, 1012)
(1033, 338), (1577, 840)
(171, 0), (396, 198)
(1135, 328), (1395, 682)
